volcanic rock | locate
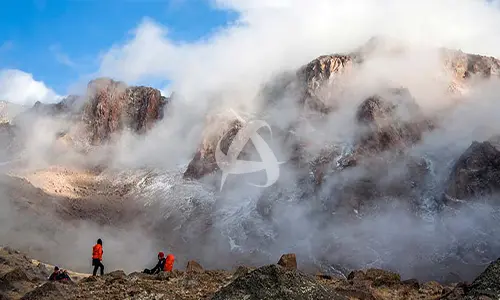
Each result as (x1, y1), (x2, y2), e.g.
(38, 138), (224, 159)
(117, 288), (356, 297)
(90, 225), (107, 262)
(465, 258), (500, 299)
(277, 253), (297, 270)
(211, 264), (348, 300)
(444, 141), (500, 203)
(83, 78), (168, 145)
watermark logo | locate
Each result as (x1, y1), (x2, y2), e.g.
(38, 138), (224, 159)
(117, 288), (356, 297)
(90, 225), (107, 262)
(215, 112), (286, 191)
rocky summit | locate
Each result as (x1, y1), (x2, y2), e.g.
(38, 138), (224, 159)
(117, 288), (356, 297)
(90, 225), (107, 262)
(83, 78), (168, 145)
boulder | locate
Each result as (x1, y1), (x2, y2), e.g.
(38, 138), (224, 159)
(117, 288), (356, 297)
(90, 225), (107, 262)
(21, 282), (71, 300)
(0, 268), (31, 291)
(186, 260), (204, 274)
(103, 270), (126, 279)
(347, 268), (401, 287)
(277, 254), (297, 270)
(1, 268), (29, 283)
(83, 78), (168, 145)
(211, 264), (348, 300)
(444, 141), (500, 203)
(440, 282), (469, 300)
(465, 258), (500, 299)
(103, 270), (127, 284)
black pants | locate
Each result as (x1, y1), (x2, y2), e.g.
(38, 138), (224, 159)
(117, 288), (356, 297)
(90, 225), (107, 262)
(92, 259), (104, 276)
(143, 268), (161, 275)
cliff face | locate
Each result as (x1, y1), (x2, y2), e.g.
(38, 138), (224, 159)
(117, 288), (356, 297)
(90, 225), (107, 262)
(183, 43), (500, 183)
(444, 140), (500, 203)
(83, 78), (168, 145)
(298, 54), (358, 113)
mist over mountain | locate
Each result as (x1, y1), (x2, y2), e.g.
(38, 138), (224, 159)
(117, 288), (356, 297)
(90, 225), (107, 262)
(0, 35), (499, 289)
(3, 3), (500, 297)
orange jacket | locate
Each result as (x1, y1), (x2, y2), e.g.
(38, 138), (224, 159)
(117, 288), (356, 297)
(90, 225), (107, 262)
(92, 244), (103, 260)
(164, 254), (175, 271)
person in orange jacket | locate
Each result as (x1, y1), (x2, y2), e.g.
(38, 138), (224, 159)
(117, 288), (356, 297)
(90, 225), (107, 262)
(143, 252), (175, 274)
(92, 238), (104, 276)
(144, 252), (166, 275)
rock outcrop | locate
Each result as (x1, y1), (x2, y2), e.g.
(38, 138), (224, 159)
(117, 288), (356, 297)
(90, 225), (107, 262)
(184, 116), (243, 180)
(464, 258), (500, 299)
(444, 141), (500, 203)
(298, 54), (357, 113)
(83, 78), (168, 145)
(297, 40), (500, 114)
(184, 41), (500, 183)
(211, 264), (348, 300)
(354, 88), (434, 154)
(442, 49), (500, 93)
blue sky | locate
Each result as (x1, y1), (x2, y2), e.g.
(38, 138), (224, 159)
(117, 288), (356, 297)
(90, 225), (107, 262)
(2, 0), (500, 106)
(0, 0), (237, 95)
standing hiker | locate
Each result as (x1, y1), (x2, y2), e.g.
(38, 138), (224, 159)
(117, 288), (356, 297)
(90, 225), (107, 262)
(92, 238), (104, 276)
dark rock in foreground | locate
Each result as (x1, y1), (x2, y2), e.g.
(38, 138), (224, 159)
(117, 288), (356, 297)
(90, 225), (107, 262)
(465, 258), (500, 299)
(21, 282), (73, 300)
(211, 264), (348, 300)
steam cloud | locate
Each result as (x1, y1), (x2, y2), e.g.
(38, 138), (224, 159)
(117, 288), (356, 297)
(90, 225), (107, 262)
(2, 0), (500, 280)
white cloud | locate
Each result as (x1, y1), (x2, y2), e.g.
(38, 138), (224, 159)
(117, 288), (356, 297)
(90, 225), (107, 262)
(50, 44), (77, 68)
(98, 0), (500, 107)
(0, 69), (60, 106)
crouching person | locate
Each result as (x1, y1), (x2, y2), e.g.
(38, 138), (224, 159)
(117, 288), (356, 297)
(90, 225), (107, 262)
(144, 252), (166, 275)
(48, 266), (72, 282)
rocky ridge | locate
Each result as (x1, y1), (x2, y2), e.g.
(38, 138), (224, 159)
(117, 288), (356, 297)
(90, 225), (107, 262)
(182, 44), (500, 187)
(2, 248), (499, 300)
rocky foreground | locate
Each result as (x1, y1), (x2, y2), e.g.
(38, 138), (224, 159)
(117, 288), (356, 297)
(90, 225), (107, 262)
(0, 247), (498, 300)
